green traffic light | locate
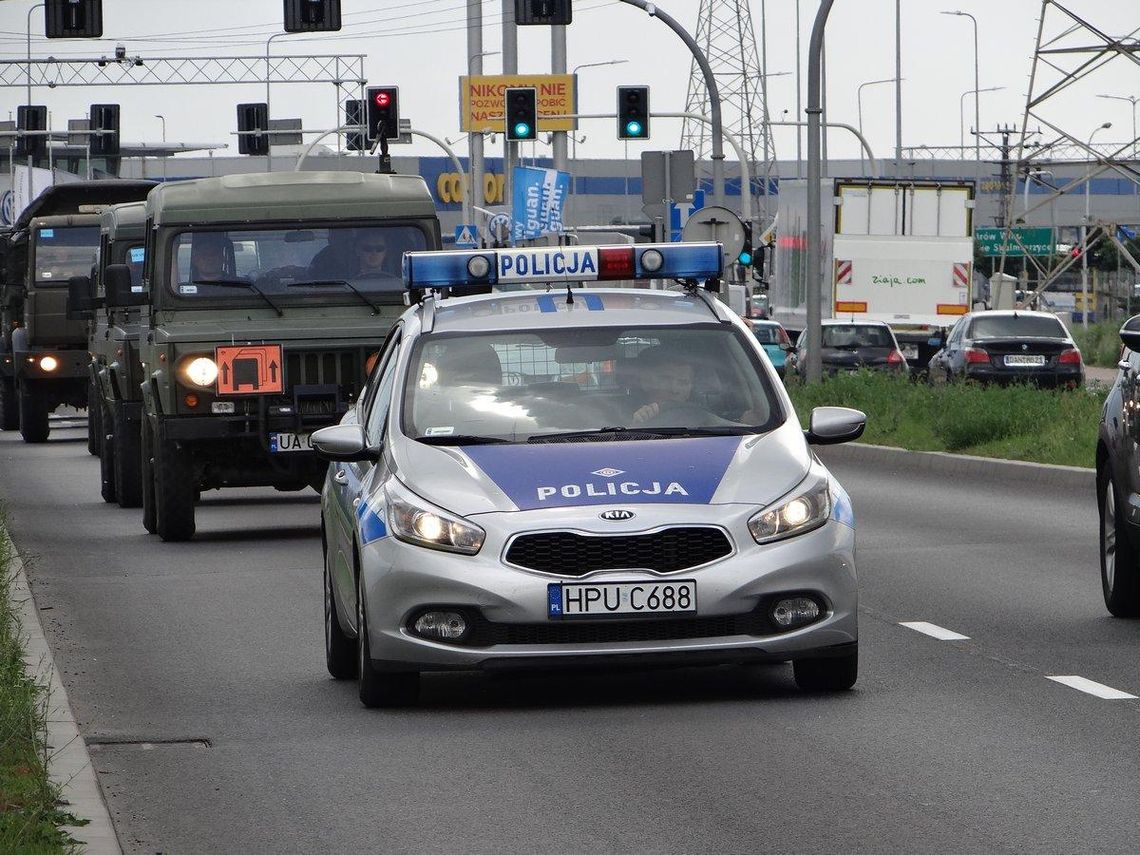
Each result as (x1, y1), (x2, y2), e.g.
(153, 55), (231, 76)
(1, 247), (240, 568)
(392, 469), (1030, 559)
(514, 122), (532, 138)
(738, 251), (753, 265)
(626, 120), (643, 137)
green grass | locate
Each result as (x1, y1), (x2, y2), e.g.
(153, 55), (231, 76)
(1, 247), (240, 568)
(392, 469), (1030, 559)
(0, 526), (84, 854)
(1071, 320), (1123, 368)
(786, 372), (1105, 468)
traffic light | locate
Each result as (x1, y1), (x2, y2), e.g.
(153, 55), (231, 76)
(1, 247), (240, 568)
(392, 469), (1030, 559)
(283, 0), (341, 32)
(345, 99), (364, 151)
(236, 103), (270, 156)
(515, 0), (572, 25)
(45, 0), (102, 38)
(738, 221), (754, 267)
(365, 87), (400, 142)
(15, 105), (47, 158)
(505, 87), (538, 142)
(617, 86), (650, 140)
(89, 103), (120, 156)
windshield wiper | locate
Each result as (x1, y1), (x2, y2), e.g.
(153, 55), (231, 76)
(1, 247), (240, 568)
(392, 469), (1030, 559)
(530, 426), (750, 442)
(193, 278), (283, 317)
(414, 434), (511, 446)
(285, 279), (381, 315)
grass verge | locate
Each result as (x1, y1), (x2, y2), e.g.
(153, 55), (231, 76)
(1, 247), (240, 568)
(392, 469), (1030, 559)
(0, 526), (84, 854)
(1071, 320), (1122, 368)
(786, 372), (1105, 468)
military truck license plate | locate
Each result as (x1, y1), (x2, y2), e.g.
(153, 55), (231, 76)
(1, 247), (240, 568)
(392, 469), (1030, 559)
(270, 432), (313, 453)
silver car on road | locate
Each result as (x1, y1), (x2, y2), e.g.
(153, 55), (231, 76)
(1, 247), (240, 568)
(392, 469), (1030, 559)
(315, 243), (866, 707)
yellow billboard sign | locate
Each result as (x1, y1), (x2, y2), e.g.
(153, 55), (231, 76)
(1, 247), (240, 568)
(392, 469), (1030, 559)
(460, 74), (577, 133)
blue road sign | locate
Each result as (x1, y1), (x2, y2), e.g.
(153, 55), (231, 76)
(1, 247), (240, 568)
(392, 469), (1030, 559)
(454, 224), (478, 248)
(669, 189), (706, 242)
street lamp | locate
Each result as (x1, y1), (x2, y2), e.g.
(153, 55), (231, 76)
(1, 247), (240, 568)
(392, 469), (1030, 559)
(941, 10), (980, 178)
(857, 77), (898, 174)
(1097, 93), (1138, 160)
(959, 86), (1003, 152)
(1082, 121), (1112, 329)
(154, 114), (166, 179)
(569, 59), (629, 162)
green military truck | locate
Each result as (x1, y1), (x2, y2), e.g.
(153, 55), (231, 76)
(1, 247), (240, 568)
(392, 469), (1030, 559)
(0, 180), (156, 441)
(129, 170), (440, 541)
(69, 202), (148, 506)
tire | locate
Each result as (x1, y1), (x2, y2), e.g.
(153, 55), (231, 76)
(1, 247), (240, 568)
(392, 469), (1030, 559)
(793, 646), (858, 692)
(98, 409), (117, 503)
(1100, 470), (1140, 617)
(154, 433), (196, 542)
(325, 559), (357, 680)
(17, 381), (49, 444)
(113, 407), (143, 509)
(141, 421), (157, 534)
(0, 377), (17, 431)
(86, 377), (100, 456)
(357, 567), (418, 708)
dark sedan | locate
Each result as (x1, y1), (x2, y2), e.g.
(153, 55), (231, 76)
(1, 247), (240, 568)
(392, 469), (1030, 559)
(927, 310), (1084, 388)
(788, 320), (909, 380)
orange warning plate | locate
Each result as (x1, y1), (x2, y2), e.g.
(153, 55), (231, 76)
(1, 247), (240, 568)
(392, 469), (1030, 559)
(936, 304), (969, 315)
(215, 344), (284, 395)
(834, 301), (868, 313)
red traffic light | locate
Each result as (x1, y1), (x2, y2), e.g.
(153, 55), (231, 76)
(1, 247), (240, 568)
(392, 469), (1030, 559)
(373, 91), (391, 108)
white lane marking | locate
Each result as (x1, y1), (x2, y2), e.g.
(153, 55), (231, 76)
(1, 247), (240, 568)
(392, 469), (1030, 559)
(1046, 676), (1138, 700)
(899, 621), (970, 641)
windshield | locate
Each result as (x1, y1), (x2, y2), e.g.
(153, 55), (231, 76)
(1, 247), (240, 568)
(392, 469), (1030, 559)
(403, 325), (784, 443)
(968, 314), (1066, 339)
(752, 324), (788, 345)
(124, 243), (145, 288)
(821, 324), (894, 348)
(167, 224), (429, 304)
(34, 226), (99, 283)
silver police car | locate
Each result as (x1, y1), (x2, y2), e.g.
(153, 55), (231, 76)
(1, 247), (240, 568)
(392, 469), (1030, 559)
(314, 242), (865, 707)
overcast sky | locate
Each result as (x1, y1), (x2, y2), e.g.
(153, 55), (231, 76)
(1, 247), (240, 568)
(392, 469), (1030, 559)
(1, 0), (1137, 164)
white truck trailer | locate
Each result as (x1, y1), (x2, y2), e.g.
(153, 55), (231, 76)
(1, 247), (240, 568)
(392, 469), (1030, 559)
(771, 179), (975, 369)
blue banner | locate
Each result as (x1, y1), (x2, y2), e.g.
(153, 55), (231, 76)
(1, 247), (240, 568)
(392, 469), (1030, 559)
(512, 165), (571, 242)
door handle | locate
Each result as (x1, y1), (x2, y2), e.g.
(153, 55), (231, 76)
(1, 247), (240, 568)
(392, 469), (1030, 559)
(352, 498), (361, 508)
(332, 469), (348, 485)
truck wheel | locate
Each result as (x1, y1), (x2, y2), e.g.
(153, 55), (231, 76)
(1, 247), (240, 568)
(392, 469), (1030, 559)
(141, 421), (157, 534)
(98, 412), (117, 503)
(0, 377), (16, 431)
(86, 378), (100, 456)
(793, 646), (858, 692)
(154, 434), (196, 542)
(17, 381), (49, 444)
(114, 408), (143, 509)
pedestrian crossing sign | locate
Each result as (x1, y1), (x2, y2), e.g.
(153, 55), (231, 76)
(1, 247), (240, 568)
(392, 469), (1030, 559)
(454, 224), (478, 248)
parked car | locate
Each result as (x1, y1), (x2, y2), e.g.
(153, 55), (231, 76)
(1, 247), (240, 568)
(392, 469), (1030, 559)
(748, 319), (792, 378)
(786, 320), (909, 381)
(1096, 314), (1140, 616)
(927, 309), (1084, 388)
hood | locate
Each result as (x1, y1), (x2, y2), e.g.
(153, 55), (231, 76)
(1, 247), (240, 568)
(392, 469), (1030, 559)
(390, 418), (812, 516)
(149, 309), (401, 345)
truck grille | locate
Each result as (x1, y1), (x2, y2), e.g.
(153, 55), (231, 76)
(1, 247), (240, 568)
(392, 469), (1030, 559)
(285, 349), (366, 389)
(505, 527), (732, 576)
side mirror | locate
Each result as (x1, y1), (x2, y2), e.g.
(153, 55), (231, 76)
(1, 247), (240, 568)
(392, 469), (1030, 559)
(66, 275), (98, 320)
(1120, 315), (1140, 352)
(311, 423), (375, 463)
(782, 344), (797, 353)
(805, 406), (866, 446)
(104, 263), (146, 308)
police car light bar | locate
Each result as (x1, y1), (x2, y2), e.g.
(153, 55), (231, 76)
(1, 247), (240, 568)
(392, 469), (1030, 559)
(402, 242), (723, 289)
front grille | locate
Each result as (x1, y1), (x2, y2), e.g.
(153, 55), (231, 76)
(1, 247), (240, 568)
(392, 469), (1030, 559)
(465, 609), (773, 646)
(285, 349), (365, 389)
(505, 527), (732, 576)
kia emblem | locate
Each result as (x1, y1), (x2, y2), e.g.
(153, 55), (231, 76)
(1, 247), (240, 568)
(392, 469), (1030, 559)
(1021, 343), (1028, 351)
(600, 509), (636, 521)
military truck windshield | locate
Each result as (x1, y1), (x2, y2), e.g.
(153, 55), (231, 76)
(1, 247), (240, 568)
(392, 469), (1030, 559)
(168, 225), (428, 304)
(34, 226), (99, 284)
(125, 244), (145, 288)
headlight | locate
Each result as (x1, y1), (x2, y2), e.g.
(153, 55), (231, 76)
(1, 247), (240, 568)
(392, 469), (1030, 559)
(386, 480), (485, 555)
(38, 355), (59, 372)
(748, 476), (831, 544)
(178, 355), (218, 388)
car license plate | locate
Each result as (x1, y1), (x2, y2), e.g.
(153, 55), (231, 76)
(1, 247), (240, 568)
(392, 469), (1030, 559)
(901, 344), (919, 360)
(269, 431), (313, 453)
(548, 580), (697, 619)
(1004, 354), (1045, 366)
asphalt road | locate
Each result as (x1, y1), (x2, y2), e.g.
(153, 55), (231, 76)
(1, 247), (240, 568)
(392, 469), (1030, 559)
(1, 415), (1135, 855)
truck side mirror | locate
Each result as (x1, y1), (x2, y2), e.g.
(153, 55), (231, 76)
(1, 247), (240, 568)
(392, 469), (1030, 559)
(104, 264), (146, 308)
(66, 275), (98, 320)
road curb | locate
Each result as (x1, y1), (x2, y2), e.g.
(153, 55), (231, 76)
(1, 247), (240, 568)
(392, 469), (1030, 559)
(816, 441), (1095, 491)
(8, 538), (122, 855)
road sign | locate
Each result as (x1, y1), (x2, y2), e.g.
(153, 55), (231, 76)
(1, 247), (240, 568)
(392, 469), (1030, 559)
(454, 224), (479, 248)
(681, 205), (745, 268)
(487, 212), (512, 245)
(215, 344), (283, 395)
(669, 189), (706, 241)
(460, 74), (577, 133)
(640, 150), (696, 220)
(975, 227), (1054, 257)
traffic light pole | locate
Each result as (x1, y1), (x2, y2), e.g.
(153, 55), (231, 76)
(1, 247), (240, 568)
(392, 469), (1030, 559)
(502, 0), (518, 214)
(615, 0), (726, 209)
(805, 0), (836, 385)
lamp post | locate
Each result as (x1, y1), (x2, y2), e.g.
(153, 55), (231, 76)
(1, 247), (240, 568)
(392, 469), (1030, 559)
(468, 48), (500, 221)
(570, 59), (629, 164)
(265, 32), (292, 172)
(959, 86), (1003, 152)
(1097, 93), (1139, 160)
(1082, 121), (1112, 330)
(941, 11), (980, 180)
(857, 77), (897, 175)
(154, 114), (166, 180)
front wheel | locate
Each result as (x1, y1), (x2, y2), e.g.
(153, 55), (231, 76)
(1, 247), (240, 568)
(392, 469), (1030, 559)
(17, 381), (49, 443)
(325, 561), (357, 680)
(0, 376), (17, 431)
(98, 409), (117, 503)
(86, 377), (100, 456)
(141, 420), (157, 534)
(1100, 470), (1140, 617)
(793, 647), (858, 692)
(113, 407), (143, 509)
(357, 569), (418, 708)
(154, 433), (196, 542)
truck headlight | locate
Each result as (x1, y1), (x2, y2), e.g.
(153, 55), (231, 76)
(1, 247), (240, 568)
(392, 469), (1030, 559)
(38, 355), (59, 372)
(748, 476), (831, 544)
(178, 355), (218, 388)
(386, 480), (484, 555)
